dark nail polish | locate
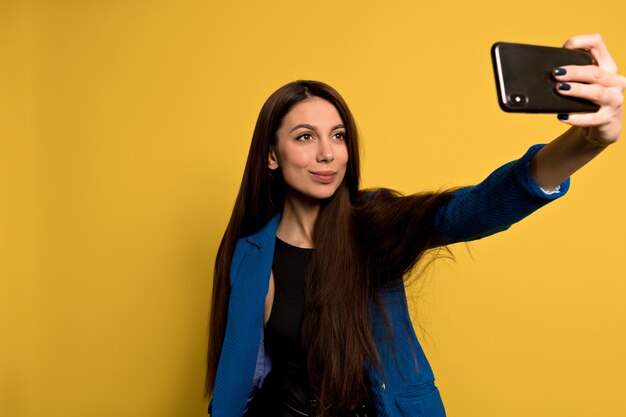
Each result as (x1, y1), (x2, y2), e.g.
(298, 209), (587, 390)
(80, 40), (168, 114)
(557, 113), (569, 120)
(558, 82), (571, 91)
(553, 67), (567, 76)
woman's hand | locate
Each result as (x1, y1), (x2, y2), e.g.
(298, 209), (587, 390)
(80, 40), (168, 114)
(553, 33), (626, 146)
(528, 34), (624, 190)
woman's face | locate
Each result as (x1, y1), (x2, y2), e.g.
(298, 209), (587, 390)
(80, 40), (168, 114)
(269, 98), (349, 202)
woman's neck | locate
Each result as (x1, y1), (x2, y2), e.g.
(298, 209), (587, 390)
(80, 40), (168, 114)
(276, 193), (320, 249)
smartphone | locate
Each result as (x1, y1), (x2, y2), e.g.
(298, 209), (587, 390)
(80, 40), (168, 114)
(491, 42), (600, 113)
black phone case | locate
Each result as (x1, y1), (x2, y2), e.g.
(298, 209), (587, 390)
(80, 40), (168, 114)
(491, 42), (600, 113)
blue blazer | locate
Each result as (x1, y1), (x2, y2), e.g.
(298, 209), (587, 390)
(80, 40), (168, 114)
(209, 145), (568, 417)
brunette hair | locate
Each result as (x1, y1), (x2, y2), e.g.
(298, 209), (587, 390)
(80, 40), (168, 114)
(206, 80), (454, 415)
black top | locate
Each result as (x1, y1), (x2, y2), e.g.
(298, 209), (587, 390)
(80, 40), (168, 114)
(264, 237), (312, 411)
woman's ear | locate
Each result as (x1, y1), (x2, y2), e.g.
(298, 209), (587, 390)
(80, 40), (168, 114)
(268, 147), (279, 170)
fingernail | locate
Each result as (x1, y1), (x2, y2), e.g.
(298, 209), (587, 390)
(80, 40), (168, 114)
(557, 114), (569, 120)
(553, 67), (567, 76)
(558, 82), (571, 91)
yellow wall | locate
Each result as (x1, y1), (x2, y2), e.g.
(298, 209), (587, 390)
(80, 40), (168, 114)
(2, 0), (625, 416)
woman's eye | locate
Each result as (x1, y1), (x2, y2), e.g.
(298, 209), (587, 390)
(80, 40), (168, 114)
(296, 133), (313, 141)
(334, 132), (346, 140)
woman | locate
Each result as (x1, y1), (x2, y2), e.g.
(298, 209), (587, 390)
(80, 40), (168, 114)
(206, 34), (625, 417)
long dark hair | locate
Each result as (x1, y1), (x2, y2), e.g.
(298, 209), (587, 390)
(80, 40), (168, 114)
(206, 80), (454, 415)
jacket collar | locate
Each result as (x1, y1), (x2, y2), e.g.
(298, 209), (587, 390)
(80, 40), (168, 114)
(244, 213), (281, 249)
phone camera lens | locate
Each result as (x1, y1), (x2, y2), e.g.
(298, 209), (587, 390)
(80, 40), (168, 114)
(509, 93), (527, 106)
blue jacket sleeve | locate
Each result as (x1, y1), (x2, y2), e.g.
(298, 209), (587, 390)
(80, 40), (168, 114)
(433, 144), (570, 245)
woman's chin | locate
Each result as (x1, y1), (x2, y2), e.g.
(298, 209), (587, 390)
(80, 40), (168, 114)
(285, 184), (341, 205)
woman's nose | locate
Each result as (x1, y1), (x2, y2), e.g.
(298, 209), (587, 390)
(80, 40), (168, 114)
(316, 138), (334, 162)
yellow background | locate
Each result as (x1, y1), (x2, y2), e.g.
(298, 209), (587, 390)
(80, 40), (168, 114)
(2, 0), (625, 416)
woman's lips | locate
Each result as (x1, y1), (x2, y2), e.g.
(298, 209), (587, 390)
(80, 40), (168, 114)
(310, 171), (336, 184)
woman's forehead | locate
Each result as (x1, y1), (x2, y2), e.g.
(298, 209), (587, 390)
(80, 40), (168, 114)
(281, 98), (344, 129)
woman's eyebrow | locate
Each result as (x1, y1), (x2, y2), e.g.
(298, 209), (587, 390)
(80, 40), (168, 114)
(289, 123), (345, 133)
(289, 123), (317, 133)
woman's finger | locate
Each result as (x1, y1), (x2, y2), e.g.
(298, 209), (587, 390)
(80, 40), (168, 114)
(555, 81), (622, 107)
(563, 33), (617, 73)
(552, 65), (621, 88)
(558, 107), (611, 126)
(557, 106), (622, 144)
